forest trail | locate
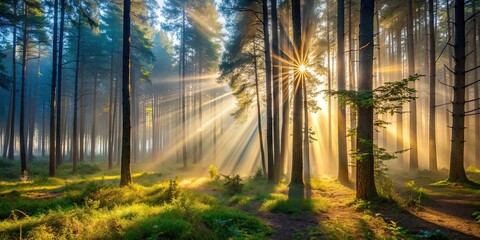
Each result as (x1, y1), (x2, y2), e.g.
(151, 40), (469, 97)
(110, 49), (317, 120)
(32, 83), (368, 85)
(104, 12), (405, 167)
(187, 173), (480, 239)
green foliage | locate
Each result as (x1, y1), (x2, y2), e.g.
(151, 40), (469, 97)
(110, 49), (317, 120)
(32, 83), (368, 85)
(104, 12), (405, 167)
(208, 165), (219, 180)
(0, 177), (271, 240)
(252, 168), (264, 180)
(384, 220), (409, 239)
(299, 220), (354, 240)
(260, 194), (329, 214)
(165, 179), (180, 202)
(202, 208), (271, 239)
(222, 174), (243, 195)
(76, 163), (102, 175)
(405, 181), (426, 209)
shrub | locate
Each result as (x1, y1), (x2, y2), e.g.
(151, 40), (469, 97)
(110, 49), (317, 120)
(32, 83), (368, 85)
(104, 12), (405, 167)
(208, 165), (219, 180)
(223, 175), (243, 195)
(165, 179), (180, 202)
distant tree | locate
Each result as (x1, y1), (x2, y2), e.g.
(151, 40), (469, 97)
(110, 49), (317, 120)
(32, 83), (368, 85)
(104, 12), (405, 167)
(19, 0), (48, 173)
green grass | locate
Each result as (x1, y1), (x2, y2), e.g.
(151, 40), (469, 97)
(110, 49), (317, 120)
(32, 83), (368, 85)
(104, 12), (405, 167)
(0, 159), (272, 240)
(260, 193), (330, 214)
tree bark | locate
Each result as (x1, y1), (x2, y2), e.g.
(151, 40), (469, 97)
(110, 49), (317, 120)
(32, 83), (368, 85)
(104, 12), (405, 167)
(262, 0), (274, 181)
(56, 0), (65, 166)
(120, 0), (132, 186)
(356, 0), (376, 200)
(254, 43), (267, 176)
(72, 14), (81, 174)
(91, 73), (97, 162)
(271, 0), (281, 181)
(7, 0), (18, 160)
(290, 0), (304, 187)
(447, 0), (469, 183)
(19, 1), (28, 174)
(277, 8), (289, 183)
(49, 0), (59, 176)
(428, 0), (437, 171)
(407, 0), (418, 170)
(337, 0), (348, 183)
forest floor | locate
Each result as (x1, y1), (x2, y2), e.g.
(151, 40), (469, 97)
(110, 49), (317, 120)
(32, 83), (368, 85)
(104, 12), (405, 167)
(0, 158), (479, 239)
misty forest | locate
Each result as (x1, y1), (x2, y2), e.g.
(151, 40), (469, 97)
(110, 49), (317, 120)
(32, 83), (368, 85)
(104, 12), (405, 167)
(1, 0), (480, 239)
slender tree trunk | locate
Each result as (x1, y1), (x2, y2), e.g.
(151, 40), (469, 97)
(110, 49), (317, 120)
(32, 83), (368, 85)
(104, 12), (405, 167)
(8, 0), (18, 160)
(28, 45), (41, 161)
(55, 0), (65, 167)
(277, 9), (289, 183)
(407, 0), (418, 170)
(262, 0), (274, 181)
(91, 73), (97, 162)
(181, 2), (187, 169)
(290, 0), (304, 187)
(447, 0), (469, 183)
(72, 15), (81, 174)
(326, 0), (332, 168)
(337, 0), (348, 183)
(120, 0), (132, 186)
(396, 27), (403, 162)
(42, 100), (45, 157)
(198, 53), (203, 163)
(254, 43), (267, 176)
(446, 0), (452, 144)
(271, 0), (281, 181)
(348, 0), (356, 177)
(49, 0), (59, 176)
(108, 36), (115, 169)
(4, 71), (13, 159)
(428, 0), (437, 171)
(302, 77), (310, 185)
(20, 1), (28, 174)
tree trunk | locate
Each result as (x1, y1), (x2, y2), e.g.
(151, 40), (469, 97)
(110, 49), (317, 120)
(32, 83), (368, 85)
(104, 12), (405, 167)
(108, 36), (115, 169)
(337, 0), (348, 183)
(7, 0), (18, 160)
(428, 0), (437, 171)
(181, 2), (187, 169)
(28, 45), (41, 161)
(356, 0), (376, 200)
(447, 0), (469, 183)
(396, 27), (403, 163)
(262, 0), (274, 181)
(326, 0), (332, 170)
(254, 43), (267, 176)
(91, 73), (97, 162)
(407, 0), (418, 170)
(19, 1), (28, 174)
(120, 0), (132, 186)
(49, 0), (59, 176)
(473, 1), (480, 169)
(72, 15), (81, 174)
(270, 0), (280, 181)
(55, 0), (65, 167)
(303, 77), (310, 185)
(277, 9), (289, 183)
(290, 0), (304, 187)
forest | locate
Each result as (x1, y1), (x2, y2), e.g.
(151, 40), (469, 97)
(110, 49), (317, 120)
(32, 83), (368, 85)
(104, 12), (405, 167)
(0, 0), (480, 239)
